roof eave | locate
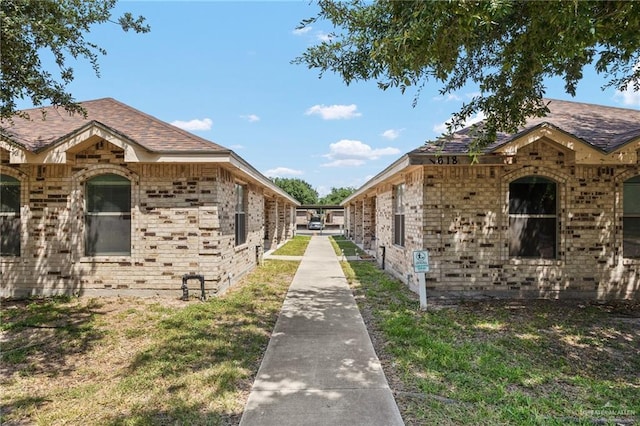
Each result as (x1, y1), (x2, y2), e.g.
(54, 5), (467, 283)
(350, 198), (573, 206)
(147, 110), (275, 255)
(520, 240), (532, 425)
(228, 152), (300, 206)
(341, 154), (412, 205)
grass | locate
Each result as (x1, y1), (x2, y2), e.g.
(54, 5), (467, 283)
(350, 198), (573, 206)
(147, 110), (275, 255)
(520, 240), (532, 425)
(333, 237), (640, 426)
(329, 235), (368, 257)
(0, 260), (298, 425)
(270, 235), (311, 256)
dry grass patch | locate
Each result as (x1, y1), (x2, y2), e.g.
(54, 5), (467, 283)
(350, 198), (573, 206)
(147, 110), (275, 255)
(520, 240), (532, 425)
(1, 260), (298, 425)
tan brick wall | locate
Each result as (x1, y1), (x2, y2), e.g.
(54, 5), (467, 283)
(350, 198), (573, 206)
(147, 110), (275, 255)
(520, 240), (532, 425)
(1, 141), (293, 298)
(348, 140), (640, 299)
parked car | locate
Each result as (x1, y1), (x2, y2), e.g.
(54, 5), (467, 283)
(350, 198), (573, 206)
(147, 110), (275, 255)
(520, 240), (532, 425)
(308, 218), (323, 230)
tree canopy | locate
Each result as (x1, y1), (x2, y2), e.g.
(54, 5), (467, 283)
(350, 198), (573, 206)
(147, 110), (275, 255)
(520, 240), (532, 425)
(272, 178), (319, 205)
(319, 186), (356, 205)
(1, 0), (149, 120)
(295, 0), (640, 151)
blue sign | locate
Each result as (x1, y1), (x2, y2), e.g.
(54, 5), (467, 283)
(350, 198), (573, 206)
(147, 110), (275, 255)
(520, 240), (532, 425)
(413, 250), (429, 273)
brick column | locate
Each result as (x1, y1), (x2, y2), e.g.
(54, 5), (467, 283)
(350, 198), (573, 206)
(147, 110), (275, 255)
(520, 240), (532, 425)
(348, 203), (356, 241)
(354, 201), (363, 244)
(284, 204), (294, 239)
(276, 199), (285, 245)
(363, 196), (376, 250)
(264, 198), (277, 250)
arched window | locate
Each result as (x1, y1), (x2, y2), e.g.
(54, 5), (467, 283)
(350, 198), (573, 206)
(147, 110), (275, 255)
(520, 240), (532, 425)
(623, 175), (640, 259)
(85, 174), (131, 256)
(509, 176), (557, 259)
(0, 174), (20, 256)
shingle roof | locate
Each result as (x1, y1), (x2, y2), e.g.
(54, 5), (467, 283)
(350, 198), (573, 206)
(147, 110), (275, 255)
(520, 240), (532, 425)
(0, 98), (228, 153)
(414, 99), (640, 155)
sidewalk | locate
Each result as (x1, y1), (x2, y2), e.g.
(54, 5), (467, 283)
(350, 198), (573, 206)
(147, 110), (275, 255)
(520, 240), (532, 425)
(240, 236), (404, 426)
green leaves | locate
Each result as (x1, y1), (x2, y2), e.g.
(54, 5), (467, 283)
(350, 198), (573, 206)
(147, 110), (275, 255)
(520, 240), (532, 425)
(1, 0), (150, 120)
(296, 0), (640, 149)
(272, 177), (319, 204)
(319, 186), (355, 205)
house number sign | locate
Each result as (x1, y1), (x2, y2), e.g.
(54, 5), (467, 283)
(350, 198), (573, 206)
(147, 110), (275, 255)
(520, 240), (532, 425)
(427, 155), (458, 165)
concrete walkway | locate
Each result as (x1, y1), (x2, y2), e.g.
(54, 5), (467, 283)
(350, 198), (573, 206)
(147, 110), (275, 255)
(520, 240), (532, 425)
(240, 236), (404, 426)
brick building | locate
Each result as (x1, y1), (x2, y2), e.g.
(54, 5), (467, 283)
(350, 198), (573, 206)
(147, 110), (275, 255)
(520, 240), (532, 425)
(0, 98), (299, 298)
(342, 99), (640, 299)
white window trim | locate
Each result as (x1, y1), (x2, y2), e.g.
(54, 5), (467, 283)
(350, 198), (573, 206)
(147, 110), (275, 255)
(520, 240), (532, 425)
(72, 165), (138, 263)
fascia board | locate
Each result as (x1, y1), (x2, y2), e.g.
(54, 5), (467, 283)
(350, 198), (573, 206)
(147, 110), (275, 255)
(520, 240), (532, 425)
(341, 154), (411, 205)
(229, 152), (300, 206)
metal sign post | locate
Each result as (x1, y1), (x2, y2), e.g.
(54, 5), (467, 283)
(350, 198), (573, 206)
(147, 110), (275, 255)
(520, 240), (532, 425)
(413, 250), (429, 310)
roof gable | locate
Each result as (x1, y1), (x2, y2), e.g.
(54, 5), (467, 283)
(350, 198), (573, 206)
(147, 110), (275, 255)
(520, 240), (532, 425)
(0, 98), (227, 153)
(416, 99), (640, 155)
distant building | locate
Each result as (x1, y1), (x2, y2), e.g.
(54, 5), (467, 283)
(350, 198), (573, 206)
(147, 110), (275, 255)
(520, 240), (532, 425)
(343, 99), (640, 299)
(1, 98), (298, 298)
(296, 205), (344, 229)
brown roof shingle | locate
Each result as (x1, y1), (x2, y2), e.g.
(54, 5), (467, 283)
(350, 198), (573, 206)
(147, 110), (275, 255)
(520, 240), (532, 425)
(0, 98), (228, 153)
(415, 99), (640, 154)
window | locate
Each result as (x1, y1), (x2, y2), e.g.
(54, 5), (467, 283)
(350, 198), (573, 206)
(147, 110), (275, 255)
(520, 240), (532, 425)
(393, 183), (405, 247)
(1, 174), (20, 256)
(85, 174), (131, 256)
(235, 183), (247, 246)
(509, 176), (557, 259)
(623, 175), (640, 259)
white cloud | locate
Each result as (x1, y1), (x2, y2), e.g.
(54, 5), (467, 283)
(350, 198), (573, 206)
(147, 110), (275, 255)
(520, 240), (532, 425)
(293, 25), (331, 42)
(615, 87), (640, 107)
(381, 128), (402, 140)
(292, 26), (312, 36)
(433, 111), (486, 134)
(433, 92), (481, 102)
(433, 94), (462, 102)
(171, 118), (213, 131)
(321, 159), (366, 168)
(316, 185), (330, 197)
(264, 167), (303, 177)
(321, 139), (400, 167)
(432, 121), (448, 134)
(315, 30), (332, 42)
(241, 114), (260, 123)
(326, 139), (400, 159)
(230, 144), (245, 150)
(305, 104), (362, 120)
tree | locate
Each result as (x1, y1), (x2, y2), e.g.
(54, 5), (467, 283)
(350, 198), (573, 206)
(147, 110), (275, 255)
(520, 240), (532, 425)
(295, 0), (640, 151)
(319, 186), (356, 205)
(272, 178), (319, 205)
(1, 0), (150, 120)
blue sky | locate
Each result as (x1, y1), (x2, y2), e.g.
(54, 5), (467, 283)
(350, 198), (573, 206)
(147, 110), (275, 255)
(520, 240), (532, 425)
(18, 1), (640, 197)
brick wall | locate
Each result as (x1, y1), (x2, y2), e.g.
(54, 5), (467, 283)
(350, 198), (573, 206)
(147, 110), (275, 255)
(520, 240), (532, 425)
(1, 141), (293, 298)
(348, 140), (640, 299)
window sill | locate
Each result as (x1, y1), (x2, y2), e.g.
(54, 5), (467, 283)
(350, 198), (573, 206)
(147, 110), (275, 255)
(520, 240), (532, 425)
(234, 244), (248, 253)
(80, 256), (131, 263)
(0, 256), (23, 263)
(622, 257), (640, 265)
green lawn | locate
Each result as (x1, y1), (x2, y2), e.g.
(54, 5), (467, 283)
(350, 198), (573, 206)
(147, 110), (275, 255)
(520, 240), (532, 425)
(329, 235), (368, 257)
(334, 238), (640, 426)
(0, 260), (298, 425)
(271, 235), (311, 256)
